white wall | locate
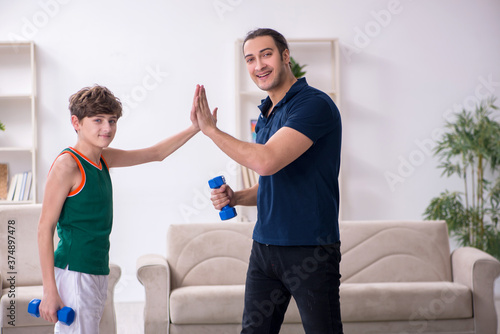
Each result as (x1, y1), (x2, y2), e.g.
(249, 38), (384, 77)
(1, 0), (499, 302)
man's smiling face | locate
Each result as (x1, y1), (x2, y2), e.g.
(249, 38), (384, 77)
(243, 35), (290, 93)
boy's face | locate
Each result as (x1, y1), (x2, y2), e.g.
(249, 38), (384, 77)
(72, 114), (118, 149)
(243, 35), (290, 93)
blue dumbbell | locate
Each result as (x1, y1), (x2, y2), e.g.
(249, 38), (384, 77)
(28, 299), (75, 326)
(208, 175), (237, 220)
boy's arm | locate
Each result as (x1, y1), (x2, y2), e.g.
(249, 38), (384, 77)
(102, 124), (199, 168)
(103, 87), (201, 168)
(38, 154), (80, 323)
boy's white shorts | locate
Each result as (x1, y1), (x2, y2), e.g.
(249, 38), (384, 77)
(54, 266), (108, 334)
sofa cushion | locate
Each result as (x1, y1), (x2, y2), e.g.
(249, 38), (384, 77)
(170, 282), (472, 325)
(0, 285), (49, 328)
(0, 205), (47, 288)
(340, 282), (472, 322)
(170, 285), (244, 324)
(340, 221), (452, 283)
(170, 285), (302, 325)
(167, 223), (254, 290)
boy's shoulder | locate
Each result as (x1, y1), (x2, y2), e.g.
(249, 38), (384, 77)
(50, 151), (80, 176)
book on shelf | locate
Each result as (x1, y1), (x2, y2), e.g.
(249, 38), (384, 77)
(250, 119), (257, 143)
(0, 164), (7, 200)
(6, 171), (32, 201)
(241, 165), (250, 189)
(240, 165), (259, 189)
(18, 172), (27, 200)
(23, 171), (32, 201)
(7, 173), (18, 201)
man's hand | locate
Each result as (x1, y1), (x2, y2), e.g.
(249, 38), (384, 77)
(210, 184), (236, 210)
(192, 85), (218, 136)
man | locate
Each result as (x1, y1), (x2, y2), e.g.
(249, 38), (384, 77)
(192, 28), (343, 334)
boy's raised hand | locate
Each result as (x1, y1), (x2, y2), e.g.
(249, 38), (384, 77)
(190, 85), (201, 131)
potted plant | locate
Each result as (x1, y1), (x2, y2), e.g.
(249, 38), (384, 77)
(0, 121), (4, 131)
(423, 97), (500, 260)
(290, 57), (307, 79)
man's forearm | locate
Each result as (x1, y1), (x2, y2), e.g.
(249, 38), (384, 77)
(205, 127), (268, 175)
(204, 125), (313, 177)
(234, 183), (258, 206)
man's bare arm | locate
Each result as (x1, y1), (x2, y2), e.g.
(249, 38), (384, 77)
(193, 85), (312, 176)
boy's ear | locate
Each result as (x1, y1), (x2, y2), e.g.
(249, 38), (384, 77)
(71, 115), (80, 132)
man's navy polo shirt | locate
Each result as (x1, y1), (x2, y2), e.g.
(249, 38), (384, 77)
(253, 78), (342, 246)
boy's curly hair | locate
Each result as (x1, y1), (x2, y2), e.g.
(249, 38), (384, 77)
(69, 85), (122, 121)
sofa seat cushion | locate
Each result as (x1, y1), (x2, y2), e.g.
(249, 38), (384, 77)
(1, 285), (49, 328)
(170, 282), (471, 325)
(170, 285), (302, 324)
(340, 282), (472, 322)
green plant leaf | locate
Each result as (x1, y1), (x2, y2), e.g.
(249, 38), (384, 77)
(290, 57), (307, 79)
(424, 97), (500, 260)
(423, 190), (465, 232)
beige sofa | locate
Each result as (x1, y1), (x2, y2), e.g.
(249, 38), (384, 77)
(0, 204), (121, 334)
(137, 220), (500, 334)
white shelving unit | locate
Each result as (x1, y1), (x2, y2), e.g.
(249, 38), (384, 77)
(0, 41), (37, 204)
(234, 38), (341, 221)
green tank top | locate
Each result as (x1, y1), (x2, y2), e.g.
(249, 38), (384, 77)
(54, 147), (113, 275)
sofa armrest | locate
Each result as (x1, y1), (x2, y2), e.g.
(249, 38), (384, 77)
(137, 254), (170, 334)
(451, 246), (500, 334)
(100, 262), (121, 334)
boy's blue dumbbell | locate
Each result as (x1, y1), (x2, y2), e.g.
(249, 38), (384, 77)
(208, 175), (237, 220)
(28, 299), (75, 326)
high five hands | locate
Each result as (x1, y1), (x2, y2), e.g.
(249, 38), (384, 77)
(191, 85), (218, 135)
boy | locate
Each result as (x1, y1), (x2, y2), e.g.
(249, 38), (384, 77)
(38, 85), (199, 333)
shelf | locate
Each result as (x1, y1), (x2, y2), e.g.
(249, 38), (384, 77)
(0, 94), (33, 100)
(0, 41), (32, 46)
(0, 200), (35, 205)
(0, 147), (34, 152)
(239, 90), (338, 97)
(0, 41), (37, 203)
(239, 90), (267, 97)
(0, 43), (34, 96)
